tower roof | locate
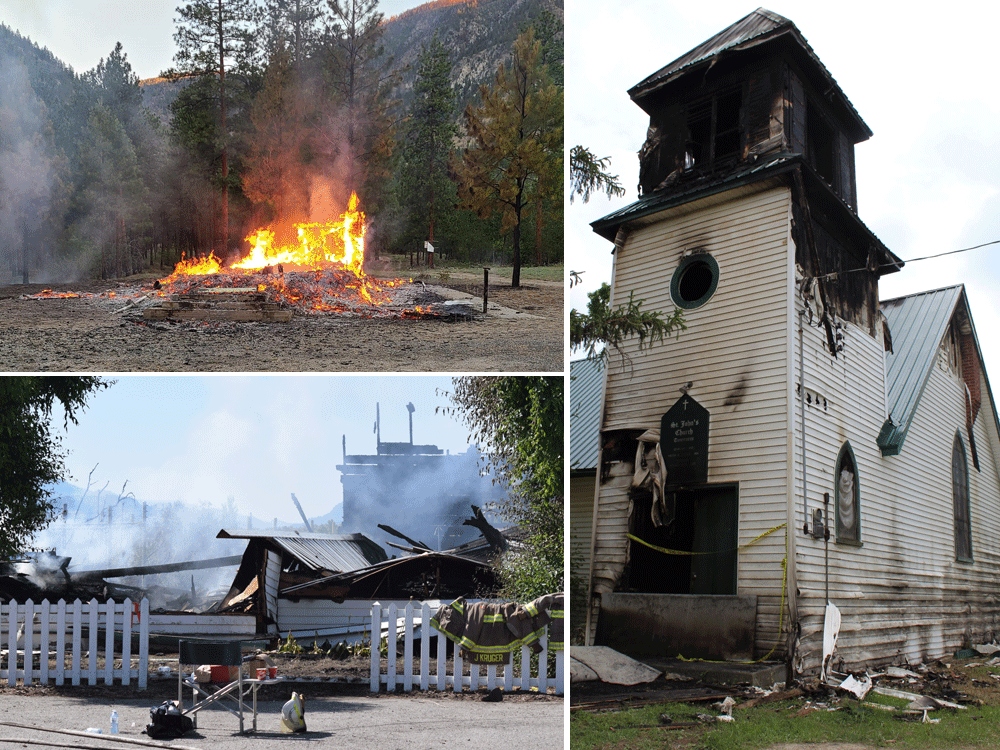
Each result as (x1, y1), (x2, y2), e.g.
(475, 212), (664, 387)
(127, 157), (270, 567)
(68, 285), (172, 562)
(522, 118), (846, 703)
(628, 7), (871, 142)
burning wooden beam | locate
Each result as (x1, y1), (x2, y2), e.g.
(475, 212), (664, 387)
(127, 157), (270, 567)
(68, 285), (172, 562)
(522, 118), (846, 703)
(71, 555), (243, 581)
(377, 524), (431, 552)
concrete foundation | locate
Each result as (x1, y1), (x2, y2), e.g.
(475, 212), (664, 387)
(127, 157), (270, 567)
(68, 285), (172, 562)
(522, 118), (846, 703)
(596, 592), (758, 661)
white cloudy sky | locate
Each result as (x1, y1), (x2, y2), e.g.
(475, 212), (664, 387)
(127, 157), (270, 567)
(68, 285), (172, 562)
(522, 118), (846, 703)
(567, 0), (1000, 380)
(0, 0), (427, 80)
(52, 375), (473, 522)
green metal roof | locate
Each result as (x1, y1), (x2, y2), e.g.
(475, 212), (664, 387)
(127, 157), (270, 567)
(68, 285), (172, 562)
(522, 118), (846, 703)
(879, 285), (972, 456)
(570, 357), (604, 471)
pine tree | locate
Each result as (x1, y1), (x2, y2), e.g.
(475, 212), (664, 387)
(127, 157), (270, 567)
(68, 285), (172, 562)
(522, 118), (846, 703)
(173, 0), (260, 259)
(322, 0), (397, 211)
(260, 0), (326, 70)
(452, 28), (562, 287)
(399, 35), (458, 247)
(83, 42), (143, 132)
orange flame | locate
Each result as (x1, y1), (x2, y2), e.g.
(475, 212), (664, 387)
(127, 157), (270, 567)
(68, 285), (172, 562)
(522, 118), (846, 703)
(235, 192), (366, 275)
(165, 192), (366, 279)
(172, 253), (224, 276)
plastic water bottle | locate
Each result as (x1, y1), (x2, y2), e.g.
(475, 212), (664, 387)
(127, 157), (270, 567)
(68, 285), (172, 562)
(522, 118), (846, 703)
(110, 710), (118, 734)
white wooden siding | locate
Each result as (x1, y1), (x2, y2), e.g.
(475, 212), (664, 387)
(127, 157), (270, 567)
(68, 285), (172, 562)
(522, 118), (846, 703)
(276, 598), (446, 646)
(570, 475), (595, 586)
(590, 185), (793, 657)
(262, 549), (281, 636)
(792, 298), (1000, 672)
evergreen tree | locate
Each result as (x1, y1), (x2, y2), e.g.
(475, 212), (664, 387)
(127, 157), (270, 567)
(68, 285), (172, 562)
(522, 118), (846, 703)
(322, 0), (397, 212)
(260, 0), (326, 69)
(173, 0), (260, 259)
(452, 28), (562, 287)
(442, 376), (563, 600)
(83, 42), (143, 133)
(242, 43), (314, 228)
(399, 36), (458, 248)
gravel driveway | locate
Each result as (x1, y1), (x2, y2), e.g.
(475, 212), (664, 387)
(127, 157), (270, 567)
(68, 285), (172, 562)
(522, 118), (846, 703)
(0, 691), (564, 749)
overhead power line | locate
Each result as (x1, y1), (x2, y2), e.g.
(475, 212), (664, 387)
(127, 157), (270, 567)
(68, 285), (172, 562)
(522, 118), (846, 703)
(808, 239), (1000, 281)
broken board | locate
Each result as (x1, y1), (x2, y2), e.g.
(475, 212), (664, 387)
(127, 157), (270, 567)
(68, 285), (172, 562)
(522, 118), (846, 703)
(143, 289), (293, 323)
(571, 646), (662, 685)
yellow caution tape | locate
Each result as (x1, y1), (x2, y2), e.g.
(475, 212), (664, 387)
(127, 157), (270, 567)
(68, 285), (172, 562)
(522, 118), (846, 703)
(669, 526), (789, 665)
(625, 524), (789, 665)
(626, 522), (786, 556)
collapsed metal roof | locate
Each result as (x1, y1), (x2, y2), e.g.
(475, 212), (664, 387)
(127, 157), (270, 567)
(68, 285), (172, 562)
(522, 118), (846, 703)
(280, 550), (497, 601)
(217, 529), (387, 573)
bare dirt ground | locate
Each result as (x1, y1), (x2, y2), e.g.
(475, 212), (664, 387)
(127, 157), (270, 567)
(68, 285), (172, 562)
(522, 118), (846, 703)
(0, 651), (560, 704)
(0, 270), (564, 373)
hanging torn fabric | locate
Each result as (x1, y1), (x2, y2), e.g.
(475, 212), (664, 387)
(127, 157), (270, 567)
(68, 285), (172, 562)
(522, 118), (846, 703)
(631, 429), (673, 527)
(431, 593), (564, 657)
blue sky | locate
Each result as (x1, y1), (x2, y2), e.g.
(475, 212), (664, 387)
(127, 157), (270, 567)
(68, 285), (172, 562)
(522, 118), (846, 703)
(567, 0), (1000, 380)
(0, 0), (430, 80)
(52, 375), (475, 522)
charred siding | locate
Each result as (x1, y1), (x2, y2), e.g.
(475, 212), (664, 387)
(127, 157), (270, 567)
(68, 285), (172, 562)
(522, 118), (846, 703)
(589, 186), (792, 658)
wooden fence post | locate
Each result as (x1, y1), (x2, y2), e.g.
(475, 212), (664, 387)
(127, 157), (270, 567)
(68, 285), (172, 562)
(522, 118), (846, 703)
(369, 602), (381, 692)
(6, 600), (16, 687)
(55, 600), (66, 686)
(403, 602), (414, 692)
(139, 598), (150, 689)
(23, 600), (34, 685)
(420, 602), (431, 691)
(71, 599), (82, 686)
(39, 599), (50, 684)
(387, 603), (398, 691)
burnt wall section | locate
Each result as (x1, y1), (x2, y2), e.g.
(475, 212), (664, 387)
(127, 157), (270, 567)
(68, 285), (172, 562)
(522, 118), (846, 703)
(635, 42), (862, 211)
(596, 592), (758, 661)
(791, 174), (880, 336)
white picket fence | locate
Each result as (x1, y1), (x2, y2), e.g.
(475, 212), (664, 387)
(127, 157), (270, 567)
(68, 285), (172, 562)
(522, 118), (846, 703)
(369, 601), (564, 695)
(0, 598), (149, 688)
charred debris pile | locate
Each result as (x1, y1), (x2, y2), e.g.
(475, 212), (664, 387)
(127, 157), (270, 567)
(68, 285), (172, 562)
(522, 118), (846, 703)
(571, 645), (1000, 726)
(1, 507), (515, 618)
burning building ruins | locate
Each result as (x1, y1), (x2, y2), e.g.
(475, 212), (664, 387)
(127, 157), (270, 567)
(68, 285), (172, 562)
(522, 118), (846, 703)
(337, 403), (508, 553)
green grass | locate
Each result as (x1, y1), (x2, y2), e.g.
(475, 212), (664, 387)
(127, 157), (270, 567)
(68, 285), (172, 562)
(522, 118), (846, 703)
(571, 696), (1000, 750)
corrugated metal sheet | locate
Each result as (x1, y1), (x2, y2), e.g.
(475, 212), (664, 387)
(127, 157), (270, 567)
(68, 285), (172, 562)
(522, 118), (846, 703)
(878, 285), (964, 454)
(591, 153), (794, 241)
(570, 357), (604, 471)
(218, 530), (387, 572)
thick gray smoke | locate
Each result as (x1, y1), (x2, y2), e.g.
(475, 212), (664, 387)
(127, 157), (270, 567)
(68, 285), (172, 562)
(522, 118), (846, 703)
(31, 489), (246, 608)
(0, 53), (55, 282)
(339, 444), (508, 553)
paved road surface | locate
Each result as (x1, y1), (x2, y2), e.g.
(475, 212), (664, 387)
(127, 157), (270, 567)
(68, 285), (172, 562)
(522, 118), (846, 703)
(0, 693), (564, 749)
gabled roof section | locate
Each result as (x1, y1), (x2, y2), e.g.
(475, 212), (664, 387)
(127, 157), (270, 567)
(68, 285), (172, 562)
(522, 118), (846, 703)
(627, 7), (871, 141)
(217, 529), (388, 572)
(570, 357), (604, 471)
(878, 285), (1000, 457)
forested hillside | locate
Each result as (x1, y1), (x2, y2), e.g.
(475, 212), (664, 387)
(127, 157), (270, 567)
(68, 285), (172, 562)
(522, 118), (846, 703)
(0, 0), (563, 287)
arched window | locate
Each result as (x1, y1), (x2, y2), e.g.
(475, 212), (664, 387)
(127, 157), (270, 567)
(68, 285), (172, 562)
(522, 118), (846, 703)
(835, 442), (860, 544)
(953, 432), (972, 562)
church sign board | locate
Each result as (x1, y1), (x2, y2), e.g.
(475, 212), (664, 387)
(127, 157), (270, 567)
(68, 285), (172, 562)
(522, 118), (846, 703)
(660, 394), (710, 486)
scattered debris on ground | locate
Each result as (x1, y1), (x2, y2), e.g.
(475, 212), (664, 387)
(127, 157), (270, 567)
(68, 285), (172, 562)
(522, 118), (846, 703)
(571, 643), (1000, 726)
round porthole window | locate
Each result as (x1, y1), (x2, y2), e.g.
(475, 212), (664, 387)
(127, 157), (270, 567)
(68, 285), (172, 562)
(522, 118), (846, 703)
(670, 253), (719, 309)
